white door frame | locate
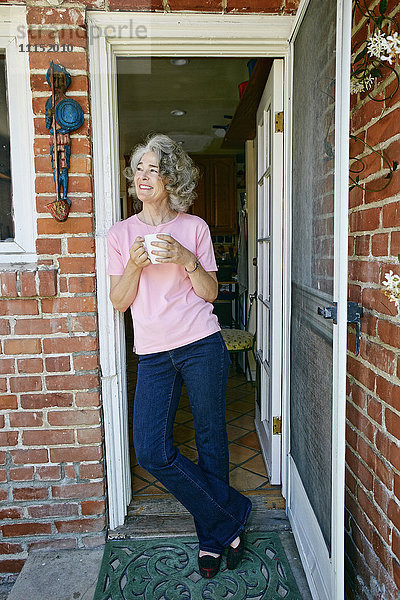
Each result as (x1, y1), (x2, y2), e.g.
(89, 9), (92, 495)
(282, 1), (352, 599)
(87, 11), (295, 531)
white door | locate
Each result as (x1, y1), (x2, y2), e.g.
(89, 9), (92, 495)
(254, 59), (284, 486)
(286, 0), (351, 598)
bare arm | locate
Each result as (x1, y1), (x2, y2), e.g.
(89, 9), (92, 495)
(109, 236), (150, 312)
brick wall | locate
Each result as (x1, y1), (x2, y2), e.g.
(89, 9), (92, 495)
(0, 0), (302, 582)
(346, 1), (400, 598)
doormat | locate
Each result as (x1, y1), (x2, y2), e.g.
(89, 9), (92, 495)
(93, 532), (301, 600)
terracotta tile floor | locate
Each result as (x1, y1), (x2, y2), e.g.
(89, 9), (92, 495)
(125, 337), (282, 502)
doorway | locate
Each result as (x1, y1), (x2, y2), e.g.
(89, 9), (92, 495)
(116, 56), (284, 506)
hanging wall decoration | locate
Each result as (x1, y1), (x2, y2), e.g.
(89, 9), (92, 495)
(45, 61), (84, 222)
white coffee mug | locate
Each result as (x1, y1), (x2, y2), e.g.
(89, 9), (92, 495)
(143, 233), (171, 264)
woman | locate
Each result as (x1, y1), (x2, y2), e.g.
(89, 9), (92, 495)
(107, 134), (252, 579)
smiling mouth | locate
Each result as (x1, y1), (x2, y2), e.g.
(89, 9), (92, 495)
(138, 184), (152, 190)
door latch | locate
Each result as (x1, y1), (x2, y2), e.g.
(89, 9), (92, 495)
(317, 301), (364, 356)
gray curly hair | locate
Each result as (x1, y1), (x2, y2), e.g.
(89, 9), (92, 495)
(123, 134), (200, 212)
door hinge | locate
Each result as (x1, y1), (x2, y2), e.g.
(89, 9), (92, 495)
(275, 111), (284, 133)
(273, 417), (282, 435)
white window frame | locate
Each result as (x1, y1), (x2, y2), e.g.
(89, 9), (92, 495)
(0, 7), (36, 264)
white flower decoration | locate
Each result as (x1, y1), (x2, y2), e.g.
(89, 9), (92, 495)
(350, 74), (374, 95)
(382, 270), (400, 309)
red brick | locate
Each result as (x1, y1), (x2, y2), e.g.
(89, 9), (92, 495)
(69, 316), (97, 333)
(351, 98), (383, 132)
(50, 445), (102, 463)
(37, 216), (93, 236)
(73, 354), (98, 371)
(75, 391), (100, 407)
(109, 0), (163, 9)
(79, 463), (104, 479)
(68, 276), (96, 294)
(0, 452), (6, 465)
(27, 538), (77, 552)
(347, 402), (375, 442)
(362, 288), (398, 316)
(19, 271), (36, 297)
(360, 313), (377, 337)
(385, 408), (400, 439)
(54, 517), (106, 533)
(15, 318), (68, 336)
(36, 238), (62, 256)
(366, 396), (382, 425)
(371, 234), (389, 257)
(376, 430), (400, 472)
(0, 507), (23, 519)
(46, 373), (99, 391)
(0, 320), (11, 335)
(58, 28), (88, 48)
(4, 339), (42, 355)
(10, 377), (42, 393)
(1, 522), (52, 537)
(388, 498), (400, 532)
(81, 500), (106, 515)
(382, 201), (400, 229)
(359, 437), (392, 489)
(38, 270), (57, 297)
(377, 320), (400, 349)
(52, 481), (104, 499)
(36, 175), (92, 196)
(17, 358), (43, 374)
(350, 208), (380, 233)
(28, 503), (79, 518)
(349, 183), (363, 209)
(48, 410), (100, 427)
(67, 237), (95, 254)
(35, 466), (61, 480)
(393, 528), (400, 562)
(348, 260), (380, 284)
(22, 429), (74, 446)
(9, 412), (43, 428)
(41, 296), (96, 314)
(354, 234), (369, 256)
(0, 298), (38, 316)
(367, 108), (400, 147)
(345, 466), (357, 495)
(77, 428), (103, 444)
(376, 376), (400, 413)
(10, 448), (48, 465)
(391, 230), (400, 256)
(0, 358), (15, 375)
(357, 486), (390, 542)
(227, 0), (281, 11)
(0, 273), (17, 297)
(45, 356), (71, 373)
(0, 432), (18, 446)
(0, 559), (25, 573)
(20, 392), (73, 409)
(29, 51), (88, 72)
(351, 382), (366, 410)
(13, 487), (48, 501)
(348, 283), (362, 303)
(0, 394), (18, 410)
(347, 355), (376, 392)
(0, 542), (23, 554)
(365, 169), (400, 206)
(9, 467), (35, 481)
(58, 257), (95, 275)
(43, 336), (98, 354)
(346, 446), (373, 491)
(360, 338), (396, 375)
(28, 28), (56, 45)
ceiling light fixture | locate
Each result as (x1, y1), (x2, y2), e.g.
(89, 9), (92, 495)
(170, 59), (189, 66)
(170, 109), (186, 117)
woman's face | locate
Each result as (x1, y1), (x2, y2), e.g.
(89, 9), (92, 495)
(134, 151), (168, 205)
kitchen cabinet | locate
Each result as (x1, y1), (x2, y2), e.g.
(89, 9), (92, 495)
(190, 155), (237, 234)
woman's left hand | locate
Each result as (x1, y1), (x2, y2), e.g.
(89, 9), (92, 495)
(150, 234), (195, 269)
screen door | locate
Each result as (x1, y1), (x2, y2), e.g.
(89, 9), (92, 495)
(287, 0), (351, 598)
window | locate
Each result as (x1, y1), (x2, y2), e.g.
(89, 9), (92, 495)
(0, 53), (13, 242)
(0, 7), (36, 263)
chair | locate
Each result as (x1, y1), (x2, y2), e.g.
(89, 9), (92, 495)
(221, 293), (256, 384)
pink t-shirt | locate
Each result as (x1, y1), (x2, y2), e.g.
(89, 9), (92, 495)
(107, 212), (221, 354)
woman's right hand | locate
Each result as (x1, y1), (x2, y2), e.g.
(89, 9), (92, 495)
(129, 237), (151, 269)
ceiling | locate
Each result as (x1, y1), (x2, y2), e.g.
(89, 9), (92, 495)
(116, 57), (252, 157)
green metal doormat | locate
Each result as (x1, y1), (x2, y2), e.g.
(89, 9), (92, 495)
(93, 532), (301, 600)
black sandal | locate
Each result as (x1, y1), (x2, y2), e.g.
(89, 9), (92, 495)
(198, 553), (222, 579)
(226, 535), (245, 570)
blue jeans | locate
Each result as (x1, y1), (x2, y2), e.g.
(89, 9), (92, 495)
(133, 331), (252, 553)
